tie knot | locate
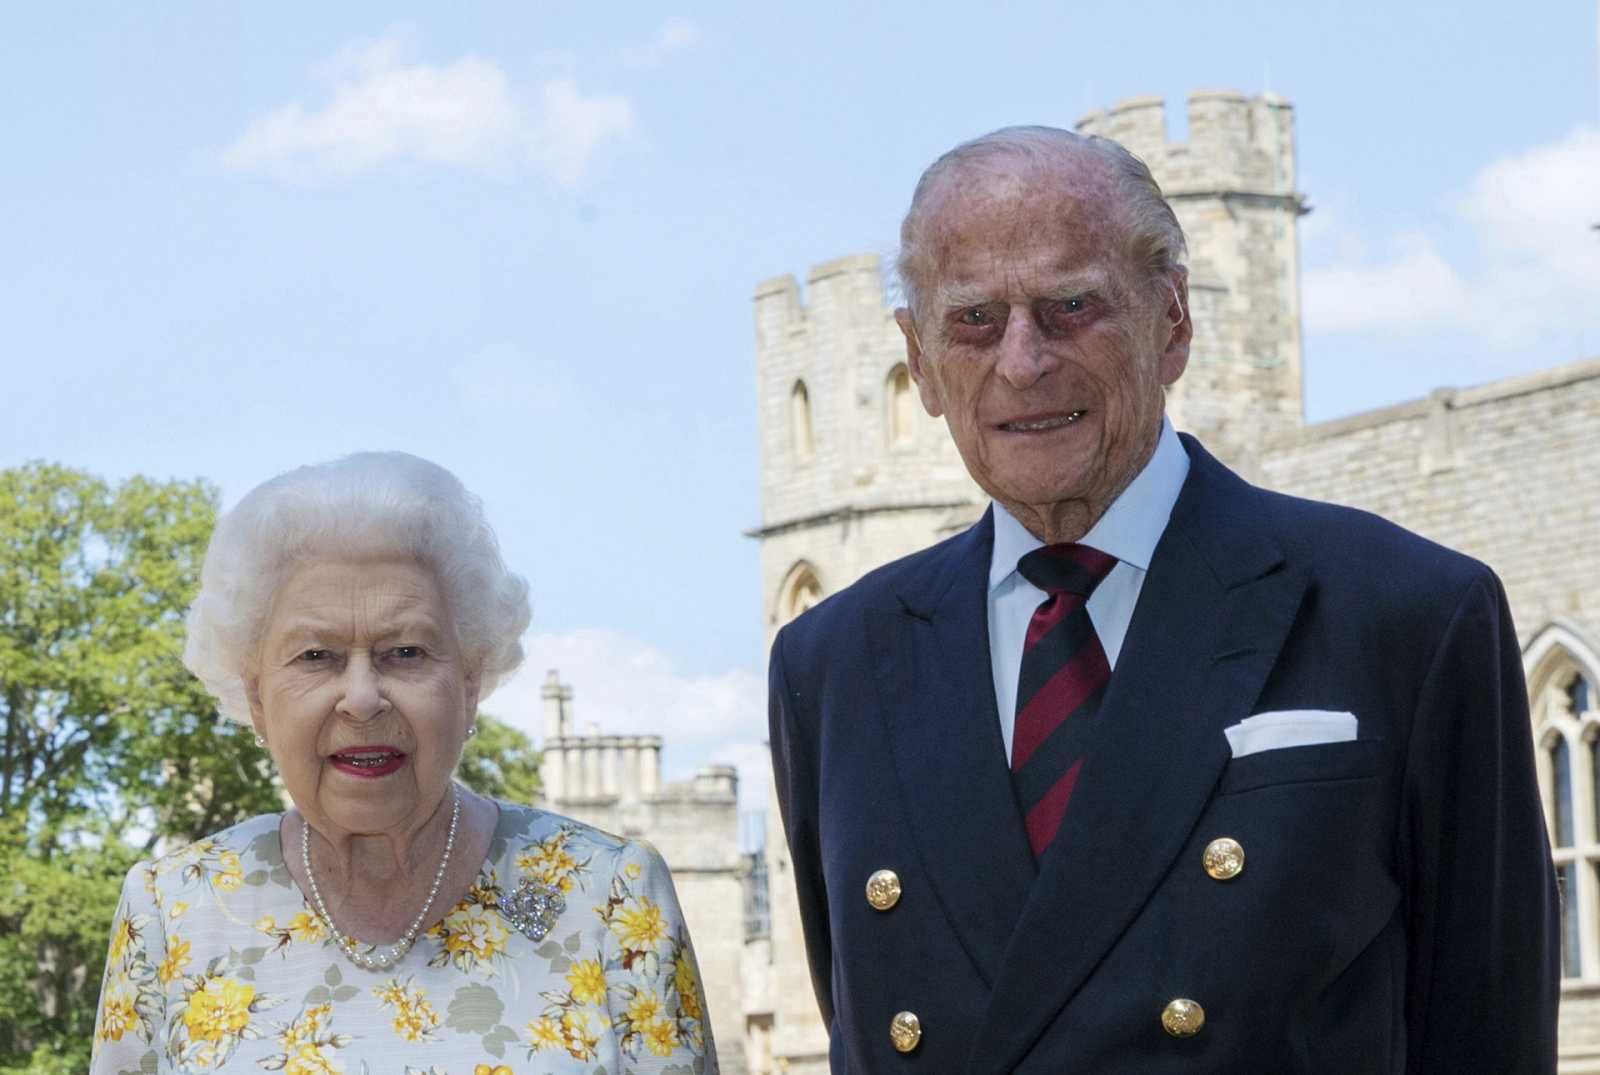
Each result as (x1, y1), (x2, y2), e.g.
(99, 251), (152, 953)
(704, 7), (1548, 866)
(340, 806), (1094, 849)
(1017, 544), (1117, 597)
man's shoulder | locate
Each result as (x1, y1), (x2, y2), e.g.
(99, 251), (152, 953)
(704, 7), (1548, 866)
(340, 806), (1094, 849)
(779, 522), (980, 644)
(1247, 479), (1497, 601)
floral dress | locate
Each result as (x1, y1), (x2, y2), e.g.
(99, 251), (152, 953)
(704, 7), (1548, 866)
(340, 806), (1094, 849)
(89, 800), (714, 1074)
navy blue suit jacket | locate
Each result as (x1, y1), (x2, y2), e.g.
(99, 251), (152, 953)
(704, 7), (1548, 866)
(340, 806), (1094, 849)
(769, 435), (1559, 1073)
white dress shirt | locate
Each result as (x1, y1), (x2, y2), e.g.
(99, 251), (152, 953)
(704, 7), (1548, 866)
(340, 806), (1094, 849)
(988, 418), (1190, 762)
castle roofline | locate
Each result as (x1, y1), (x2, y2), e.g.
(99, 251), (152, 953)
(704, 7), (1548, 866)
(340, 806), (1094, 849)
(1280, 354), (1600, 446)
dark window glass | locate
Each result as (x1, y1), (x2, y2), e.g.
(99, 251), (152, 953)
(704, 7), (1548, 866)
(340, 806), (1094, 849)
(1572, 675), (1594, 718)
(1561, 862), (1582, 978)
(1553, 737), (1575, 848)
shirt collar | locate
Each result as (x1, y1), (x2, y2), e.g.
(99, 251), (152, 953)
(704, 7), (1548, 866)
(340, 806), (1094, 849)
(988, 417), (1190, 592)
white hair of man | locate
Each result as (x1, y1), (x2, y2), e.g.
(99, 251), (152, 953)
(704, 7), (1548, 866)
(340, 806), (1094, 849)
(184, 451), (531, 725)
(896, 125), (1188, 324)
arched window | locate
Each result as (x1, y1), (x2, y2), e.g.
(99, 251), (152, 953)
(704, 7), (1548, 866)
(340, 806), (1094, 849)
(886, 364), (916, 449)
(790, 380), (813, 461)
(777, 562), (823, 626)
(1525, 622), (1600, 980)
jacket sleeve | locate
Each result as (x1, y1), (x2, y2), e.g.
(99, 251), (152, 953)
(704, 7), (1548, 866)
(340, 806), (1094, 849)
(1401, 571), (1559, 1072)
(768, 625), (835, 1029)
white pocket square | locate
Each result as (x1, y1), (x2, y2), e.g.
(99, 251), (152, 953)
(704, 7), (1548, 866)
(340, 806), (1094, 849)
(1224, 710), (1358, 758)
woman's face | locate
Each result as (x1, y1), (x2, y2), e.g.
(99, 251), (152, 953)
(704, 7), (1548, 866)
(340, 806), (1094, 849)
(246, 557), (478, 840)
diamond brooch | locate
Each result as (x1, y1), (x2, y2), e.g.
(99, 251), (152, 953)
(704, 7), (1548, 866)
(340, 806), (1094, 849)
(498, 879), (566, 941)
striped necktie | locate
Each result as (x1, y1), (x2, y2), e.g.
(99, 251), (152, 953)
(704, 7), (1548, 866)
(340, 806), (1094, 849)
(1011, 543), (1118, 858)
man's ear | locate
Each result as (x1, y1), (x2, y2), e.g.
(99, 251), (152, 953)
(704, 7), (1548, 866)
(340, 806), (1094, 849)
(1157, 269), (1191, 387)
(894, 307), (946, 418)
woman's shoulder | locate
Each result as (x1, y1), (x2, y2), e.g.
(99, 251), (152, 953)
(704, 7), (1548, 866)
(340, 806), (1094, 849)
(487, 799), (632, 857)
(128, 813), (283, 894)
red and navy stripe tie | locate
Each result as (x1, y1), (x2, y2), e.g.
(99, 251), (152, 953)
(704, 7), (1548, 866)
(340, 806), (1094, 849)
(1011, 543), (1118, 858)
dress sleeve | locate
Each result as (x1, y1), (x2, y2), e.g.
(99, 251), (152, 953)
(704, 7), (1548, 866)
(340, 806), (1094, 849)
(89, 861), (168, 1075)
(597, 838), (718, 1072)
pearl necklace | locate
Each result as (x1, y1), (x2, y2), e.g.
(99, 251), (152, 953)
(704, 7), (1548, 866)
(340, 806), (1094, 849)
(300, 786), (460, 971)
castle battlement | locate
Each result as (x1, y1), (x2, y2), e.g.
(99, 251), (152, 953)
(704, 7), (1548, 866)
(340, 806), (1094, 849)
(1078, 90), (1299, 203)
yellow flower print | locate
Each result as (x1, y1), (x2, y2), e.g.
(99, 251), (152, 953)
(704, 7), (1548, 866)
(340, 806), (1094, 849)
(372, 977), (441, 1043)
(256, 915), (277, 933)
(518, 832), (582, 894)
(627, 988), (663, 1027)
(107, 915), (139, 964)
(168, 900), (189, 919)
(284, 1041), (342, 1075)
(157, 936), (191, 984)
(624, 862), (642, 880)
(561, 1009), (600, 1061)
(674, 955), (703, 1021)
(474, 1066), (514, 1075)
(566, 959), (607, 1006)
(181, 976), (256, 1043)
(643, 1016), (680, 1057)
(288, 910), (328, 944)
(438, 902), (508, 965)
(609, 896), (667, 952)
(527, 1015), (564, 1051)
(211, 867), (242, 892)
(96, 987), (138, 1042)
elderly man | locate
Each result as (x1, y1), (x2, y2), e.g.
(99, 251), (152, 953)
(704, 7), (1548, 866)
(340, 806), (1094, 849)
(768, 127), (1559, 1073)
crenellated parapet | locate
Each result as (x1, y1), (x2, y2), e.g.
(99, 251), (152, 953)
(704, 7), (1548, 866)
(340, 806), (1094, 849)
(1077, 90), (1301, 206)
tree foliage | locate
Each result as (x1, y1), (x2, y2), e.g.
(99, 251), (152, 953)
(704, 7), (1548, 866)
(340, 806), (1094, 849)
(0, 463), (280, 853)
(456, 712), (542, 804)
(0, 463), (277, 1070)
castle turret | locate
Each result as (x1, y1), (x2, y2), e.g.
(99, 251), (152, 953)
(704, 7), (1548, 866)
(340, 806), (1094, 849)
(751, 255), (983, 648)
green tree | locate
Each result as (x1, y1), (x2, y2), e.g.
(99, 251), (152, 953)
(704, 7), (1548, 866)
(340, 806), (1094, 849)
(0, 463), (278, 1070)
(456, 712), (542, 804)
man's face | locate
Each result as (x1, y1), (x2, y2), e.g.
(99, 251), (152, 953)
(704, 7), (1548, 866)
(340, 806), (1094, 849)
(896, 160), (1190, 541)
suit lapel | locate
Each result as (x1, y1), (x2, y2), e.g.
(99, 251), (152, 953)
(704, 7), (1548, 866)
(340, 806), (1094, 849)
(867, 509), (1037, 986)
(970, 437), (1311, 1074)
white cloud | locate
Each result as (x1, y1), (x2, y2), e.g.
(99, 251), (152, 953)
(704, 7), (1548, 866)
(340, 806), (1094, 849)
(482, 628), (769, 810)
(620, 17), (700, 68)
(221, 32), (632, 185)
(1303, 126), (1600, 349)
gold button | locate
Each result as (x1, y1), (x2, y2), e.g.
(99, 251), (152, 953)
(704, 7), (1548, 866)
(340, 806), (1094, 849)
(866, 869), (902, 911)
(889, 1010), (922, 1053)
(1162, 998), (1205, 1037)
(1202, 837), (1244, 881)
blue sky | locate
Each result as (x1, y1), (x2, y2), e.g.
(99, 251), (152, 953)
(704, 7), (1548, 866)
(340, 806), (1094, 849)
(4, 3), (1597, 808)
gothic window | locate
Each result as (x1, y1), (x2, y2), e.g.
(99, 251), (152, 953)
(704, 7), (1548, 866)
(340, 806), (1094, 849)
(886, 364), (916, 449)
(1526, 623), (1600, 980)
(778, 562), (823, 625)
(790, 380), (813, 460)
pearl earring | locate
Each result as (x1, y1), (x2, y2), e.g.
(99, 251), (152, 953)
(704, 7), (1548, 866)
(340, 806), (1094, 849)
(254, 735), (266, 747)
(465, 725), (478, 739)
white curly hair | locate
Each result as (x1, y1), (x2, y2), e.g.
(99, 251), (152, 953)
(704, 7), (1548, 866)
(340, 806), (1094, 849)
(183, 451), (531, 724)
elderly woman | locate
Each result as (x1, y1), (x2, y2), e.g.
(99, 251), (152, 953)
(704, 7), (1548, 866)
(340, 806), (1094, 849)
(90, 453), (712, 1073)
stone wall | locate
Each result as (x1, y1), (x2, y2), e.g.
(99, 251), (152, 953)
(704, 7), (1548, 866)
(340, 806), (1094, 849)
(1257, 361), (1600, 650)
